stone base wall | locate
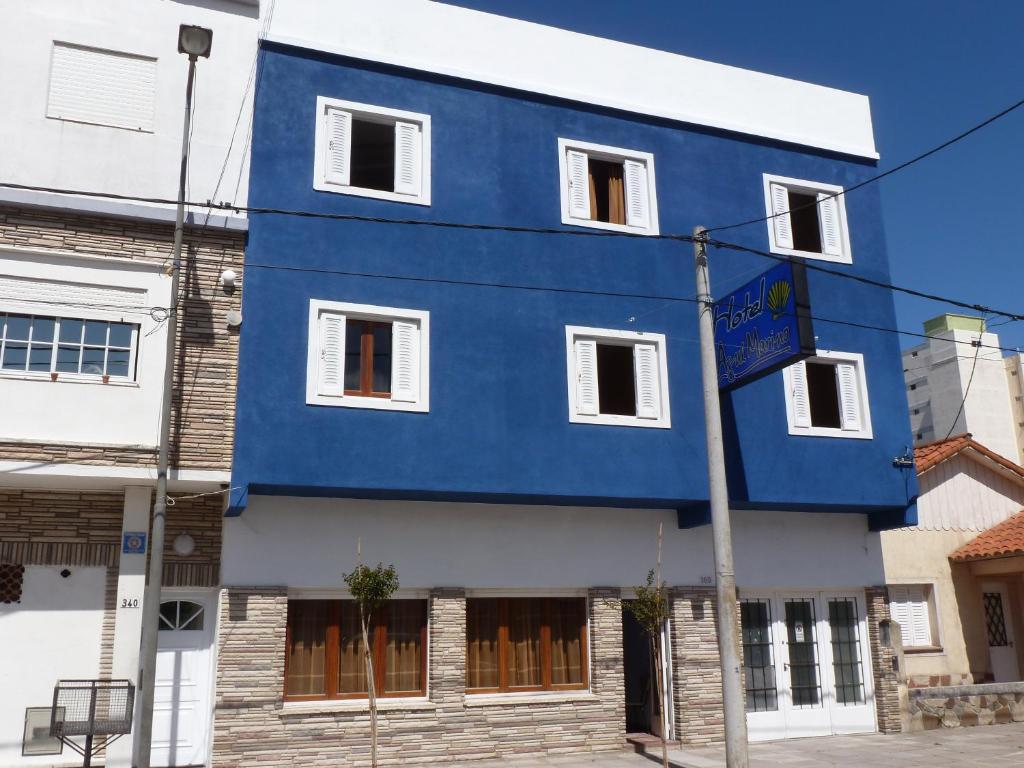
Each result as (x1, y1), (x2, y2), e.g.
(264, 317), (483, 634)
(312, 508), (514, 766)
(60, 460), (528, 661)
(907, 685), (1024, 730)
(866, 586), (902, 734)
(670, 587), (725, 746)
(907, 673), (976, 689)
(212, 587), (626, 767)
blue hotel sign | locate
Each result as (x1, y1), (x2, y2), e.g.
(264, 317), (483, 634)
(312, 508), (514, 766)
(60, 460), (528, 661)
(713, 261), (815, 390)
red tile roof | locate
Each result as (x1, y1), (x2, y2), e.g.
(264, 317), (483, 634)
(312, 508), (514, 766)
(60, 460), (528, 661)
(950, 509), (1024, 562)
(915, 433), (1024, 480)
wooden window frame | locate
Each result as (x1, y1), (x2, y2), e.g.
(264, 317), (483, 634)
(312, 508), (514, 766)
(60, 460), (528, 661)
(283, 599), (428, 702)
(466, 597), (589, 695)
(344, 319), (393, 399)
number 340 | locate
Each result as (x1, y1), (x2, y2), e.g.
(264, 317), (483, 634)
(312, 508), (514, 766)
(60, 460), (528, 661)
(120, 597), (140, 608)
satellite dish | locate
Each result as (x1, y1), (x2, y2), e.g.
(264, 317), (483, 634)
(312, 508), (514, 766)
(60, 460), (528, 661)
(225, 309), (242, 328)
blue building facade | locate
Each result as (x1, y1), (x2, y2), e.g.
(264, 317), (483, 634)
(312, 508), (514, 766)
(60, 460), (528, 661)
(214, 3), (915, 760)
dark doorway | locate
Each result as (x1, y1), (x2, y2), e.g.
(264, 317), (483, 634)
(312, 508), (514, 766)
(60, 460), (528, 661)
(623, 603), (657, 734)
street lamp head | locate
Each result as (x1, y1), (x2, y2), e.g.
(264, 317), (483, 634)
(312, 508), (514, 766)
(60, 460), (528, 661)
(178, 24), (213, 59)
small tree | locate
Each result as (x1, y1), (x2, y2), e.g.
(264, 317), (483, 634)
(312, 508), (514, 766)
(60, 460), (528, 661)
(625, 523), (670, 768)
(343, 553), (399, 768)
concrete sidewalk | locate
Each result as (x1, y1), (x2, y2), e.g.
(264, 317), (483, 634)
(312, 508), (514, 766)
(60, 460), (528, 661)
(434, 723), (1024, 768)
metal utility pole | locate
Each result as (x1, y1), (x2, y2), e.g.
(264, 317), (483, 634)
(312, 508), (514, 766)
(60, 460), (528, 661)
(134, 25), (212, 768)
(693, 226), (750, 768)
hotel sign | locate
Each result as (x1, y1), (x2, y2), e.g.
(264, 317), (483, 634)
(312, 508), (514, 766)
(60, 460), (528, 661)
(713, 261), (815, 390)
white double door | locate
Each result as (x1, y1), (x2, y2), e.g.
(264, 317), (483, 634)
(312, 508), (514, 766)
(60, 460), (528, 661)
(151, 591), (215, 767)
(741, 591), (876, 741)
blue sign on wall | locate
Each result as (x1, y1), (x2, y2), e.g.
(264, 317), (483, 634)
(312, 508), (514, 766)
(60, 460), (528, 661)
(122, 532), (147, 555)
(713, 261), (815, 390)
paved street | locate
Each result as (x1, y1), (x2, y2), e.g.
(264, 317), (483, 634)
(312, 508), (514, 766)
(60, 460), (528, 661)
(435, 723), (1024, 768)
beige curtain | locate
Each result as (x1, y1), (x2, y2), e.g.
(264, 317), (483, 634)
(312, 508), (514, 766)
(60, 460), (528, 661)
(507, 599), (542, 687)
(338, 602), (368, 694)
(588, 160), (626, 225)
(467, 599), (500, 688)
(286, 601), (329, 696)
(607, 168), (625, 225)
(550, 598), (584, 685)
(384, 601), (423, 693)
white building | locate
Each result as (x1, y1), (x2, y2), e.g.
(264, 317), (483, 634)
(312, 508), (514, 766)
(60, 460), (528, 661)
(903, 314), (1023, 464)
(0, 2), (259, 766)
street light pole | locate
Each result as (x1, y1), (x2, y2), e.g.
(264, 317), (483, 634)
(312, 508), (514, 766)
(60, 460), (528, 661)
(693, 226), (750, 768)
(133, 25), (212, 768)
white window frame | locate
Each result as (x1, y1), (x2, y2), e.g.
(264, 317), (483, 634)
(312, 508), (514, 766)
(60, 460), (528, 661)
(557, 138), (659, 236)
(782, 350), (872, 439)
(887, 583), (940, 651)
(313, 96), (432, 206)
(762, 173), (852, 264)
(306, 299), (430, 412)
(564, 325), (671, 429)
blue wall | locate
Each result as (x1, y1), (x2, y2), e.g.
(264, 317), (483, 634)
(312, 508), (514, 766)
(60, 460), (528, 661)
(230, 43), (918, 524)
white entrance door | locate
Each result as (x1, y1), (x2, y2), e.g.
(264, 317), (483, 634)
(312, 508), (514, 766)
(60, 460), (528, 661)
(982, 583), (1019, 683)
(741, 591), (876, 741)
(151, 593), (214, 767)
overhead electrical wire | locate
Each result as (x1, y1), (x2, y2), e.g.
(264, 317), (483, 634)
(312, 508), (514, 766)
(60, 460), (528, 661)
(702, 95), (1024, 235)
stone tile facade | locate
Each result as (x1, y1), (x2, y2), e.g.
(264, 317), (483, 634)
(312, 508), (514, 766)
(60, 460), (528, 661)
(670, 587), (725, 746)
(907, 686), (1024, 730)
(865, 586), (902, 734)
(212, 588), (626, 767)
(0, 204), (244, 472)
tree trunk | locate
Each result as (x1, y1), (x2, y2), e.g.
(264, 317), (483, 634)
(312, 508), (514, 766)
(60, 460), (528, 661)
(652, 633), (669, 768)
(362, 614), (378, 768)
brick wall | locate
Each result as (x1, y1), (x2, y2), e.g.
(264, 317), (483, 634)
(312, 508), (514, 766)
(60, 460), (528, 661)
(670, 587), (725, 746)
(0, 205), (244, 471)
(0, 488), (222, 586)
(866, 586), (902, 733)
(212, 587), (626, 767)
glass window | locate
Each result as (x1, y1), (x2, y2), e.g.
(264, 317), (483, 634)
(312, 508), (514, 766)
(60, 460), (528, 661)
(828, 598), (866, 705)
(466, 597), (588, 693)
(596, 343), (636, 416)
(285, 599), (427, 700)
(0, 312), (138, 379)
(343, 319), (393, 397)
(740, 599), (778, 712)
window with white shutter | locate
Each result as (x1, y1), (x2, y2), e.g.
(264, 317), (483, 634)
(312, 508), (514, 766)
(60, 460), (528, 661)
(558, 139), (659, 235)
(887, 584), (938, 649)
(314, 97), (431, 205)
(307, 300), (429, 412)
(565, 326), (670, 428)
(783, 351), (872, 439)
(762, 174), (851, 264)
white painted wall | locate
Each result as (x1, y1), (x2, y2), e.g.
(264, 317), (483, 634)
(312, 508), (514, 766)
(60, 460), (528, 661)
(0, 566), (106, 768)
(0, 0), (260, 219)
(0, 249), (171, 448)
(222, 497), (886, 590)
(268, 0), (878, 159)
(915, 451), (1024, 531)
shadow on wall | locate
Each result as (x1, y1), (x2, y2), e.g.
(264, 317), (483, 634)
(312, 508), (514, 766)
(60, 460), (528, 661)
(950, 561), (992, 682)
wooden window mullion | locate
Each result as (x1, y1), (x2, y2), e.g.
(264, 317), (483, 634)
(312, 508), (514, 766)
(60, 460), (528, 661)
(360, 324), (374, 396)
(498, 599), (509, 692)
(325, 601), (340, 698)
(374, 608), (387, 695)
(540, 599), (552, 689)
(420, 602), (429, 696)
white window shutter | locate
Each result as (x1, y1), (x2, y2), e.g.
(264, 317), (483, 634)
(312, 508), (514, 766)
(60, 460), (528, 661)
(836, 362), (862, 431)
(390, 320), (420, 403)
(789, 360), (811, 428)
(633, 343), (661, 419)
(393, 120), (422, 196)
(770, 183), (794, 250)
(317, 312), (346, 397)
(623, 159), (650, 229)
(887, 586), (913, 647)
(566, 150), (591, 220)
(817, 192), (843, 257)
(908, 587), (932, 647)
(324, 108), (352, 186)
(574, 339), (599, 416)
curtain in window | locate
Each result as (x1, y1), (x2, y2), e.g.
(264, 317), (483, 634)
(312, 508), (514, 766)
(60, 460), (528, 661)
(550, 598), (585, 685)
(507, 598), (542, 687)
(338, 601), (368, 694)
(588, 160), (626, 225)
(385, 601), (423, 693)
(467, 598), (500, 689)
(286, 601), (329, 696)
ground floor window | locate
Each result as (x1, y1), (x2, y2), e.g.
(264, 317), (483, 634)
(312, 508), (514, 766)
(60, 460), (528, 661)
(285, 599), (427, 700)
(466, 597), (589, 693)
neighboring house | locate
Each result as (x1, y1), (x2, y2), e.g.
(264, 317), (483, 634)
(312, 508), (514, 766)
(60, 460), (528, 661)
(216, 1), (917, 762)
(903, 314), (1023, 464)
(881, 435), (1024, 689)
(0, 2), (258, 766)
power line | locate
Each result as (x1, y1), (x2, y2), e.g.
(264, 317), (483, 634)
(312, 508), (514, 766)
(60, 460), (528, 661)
(2, 180), (1023, 323)
(703, 95), (1024, 235)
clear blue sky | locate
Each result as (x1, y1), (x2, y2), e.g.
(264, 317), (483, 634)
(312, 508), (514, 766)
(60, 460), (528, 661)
(448, 1), (1024, 352)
